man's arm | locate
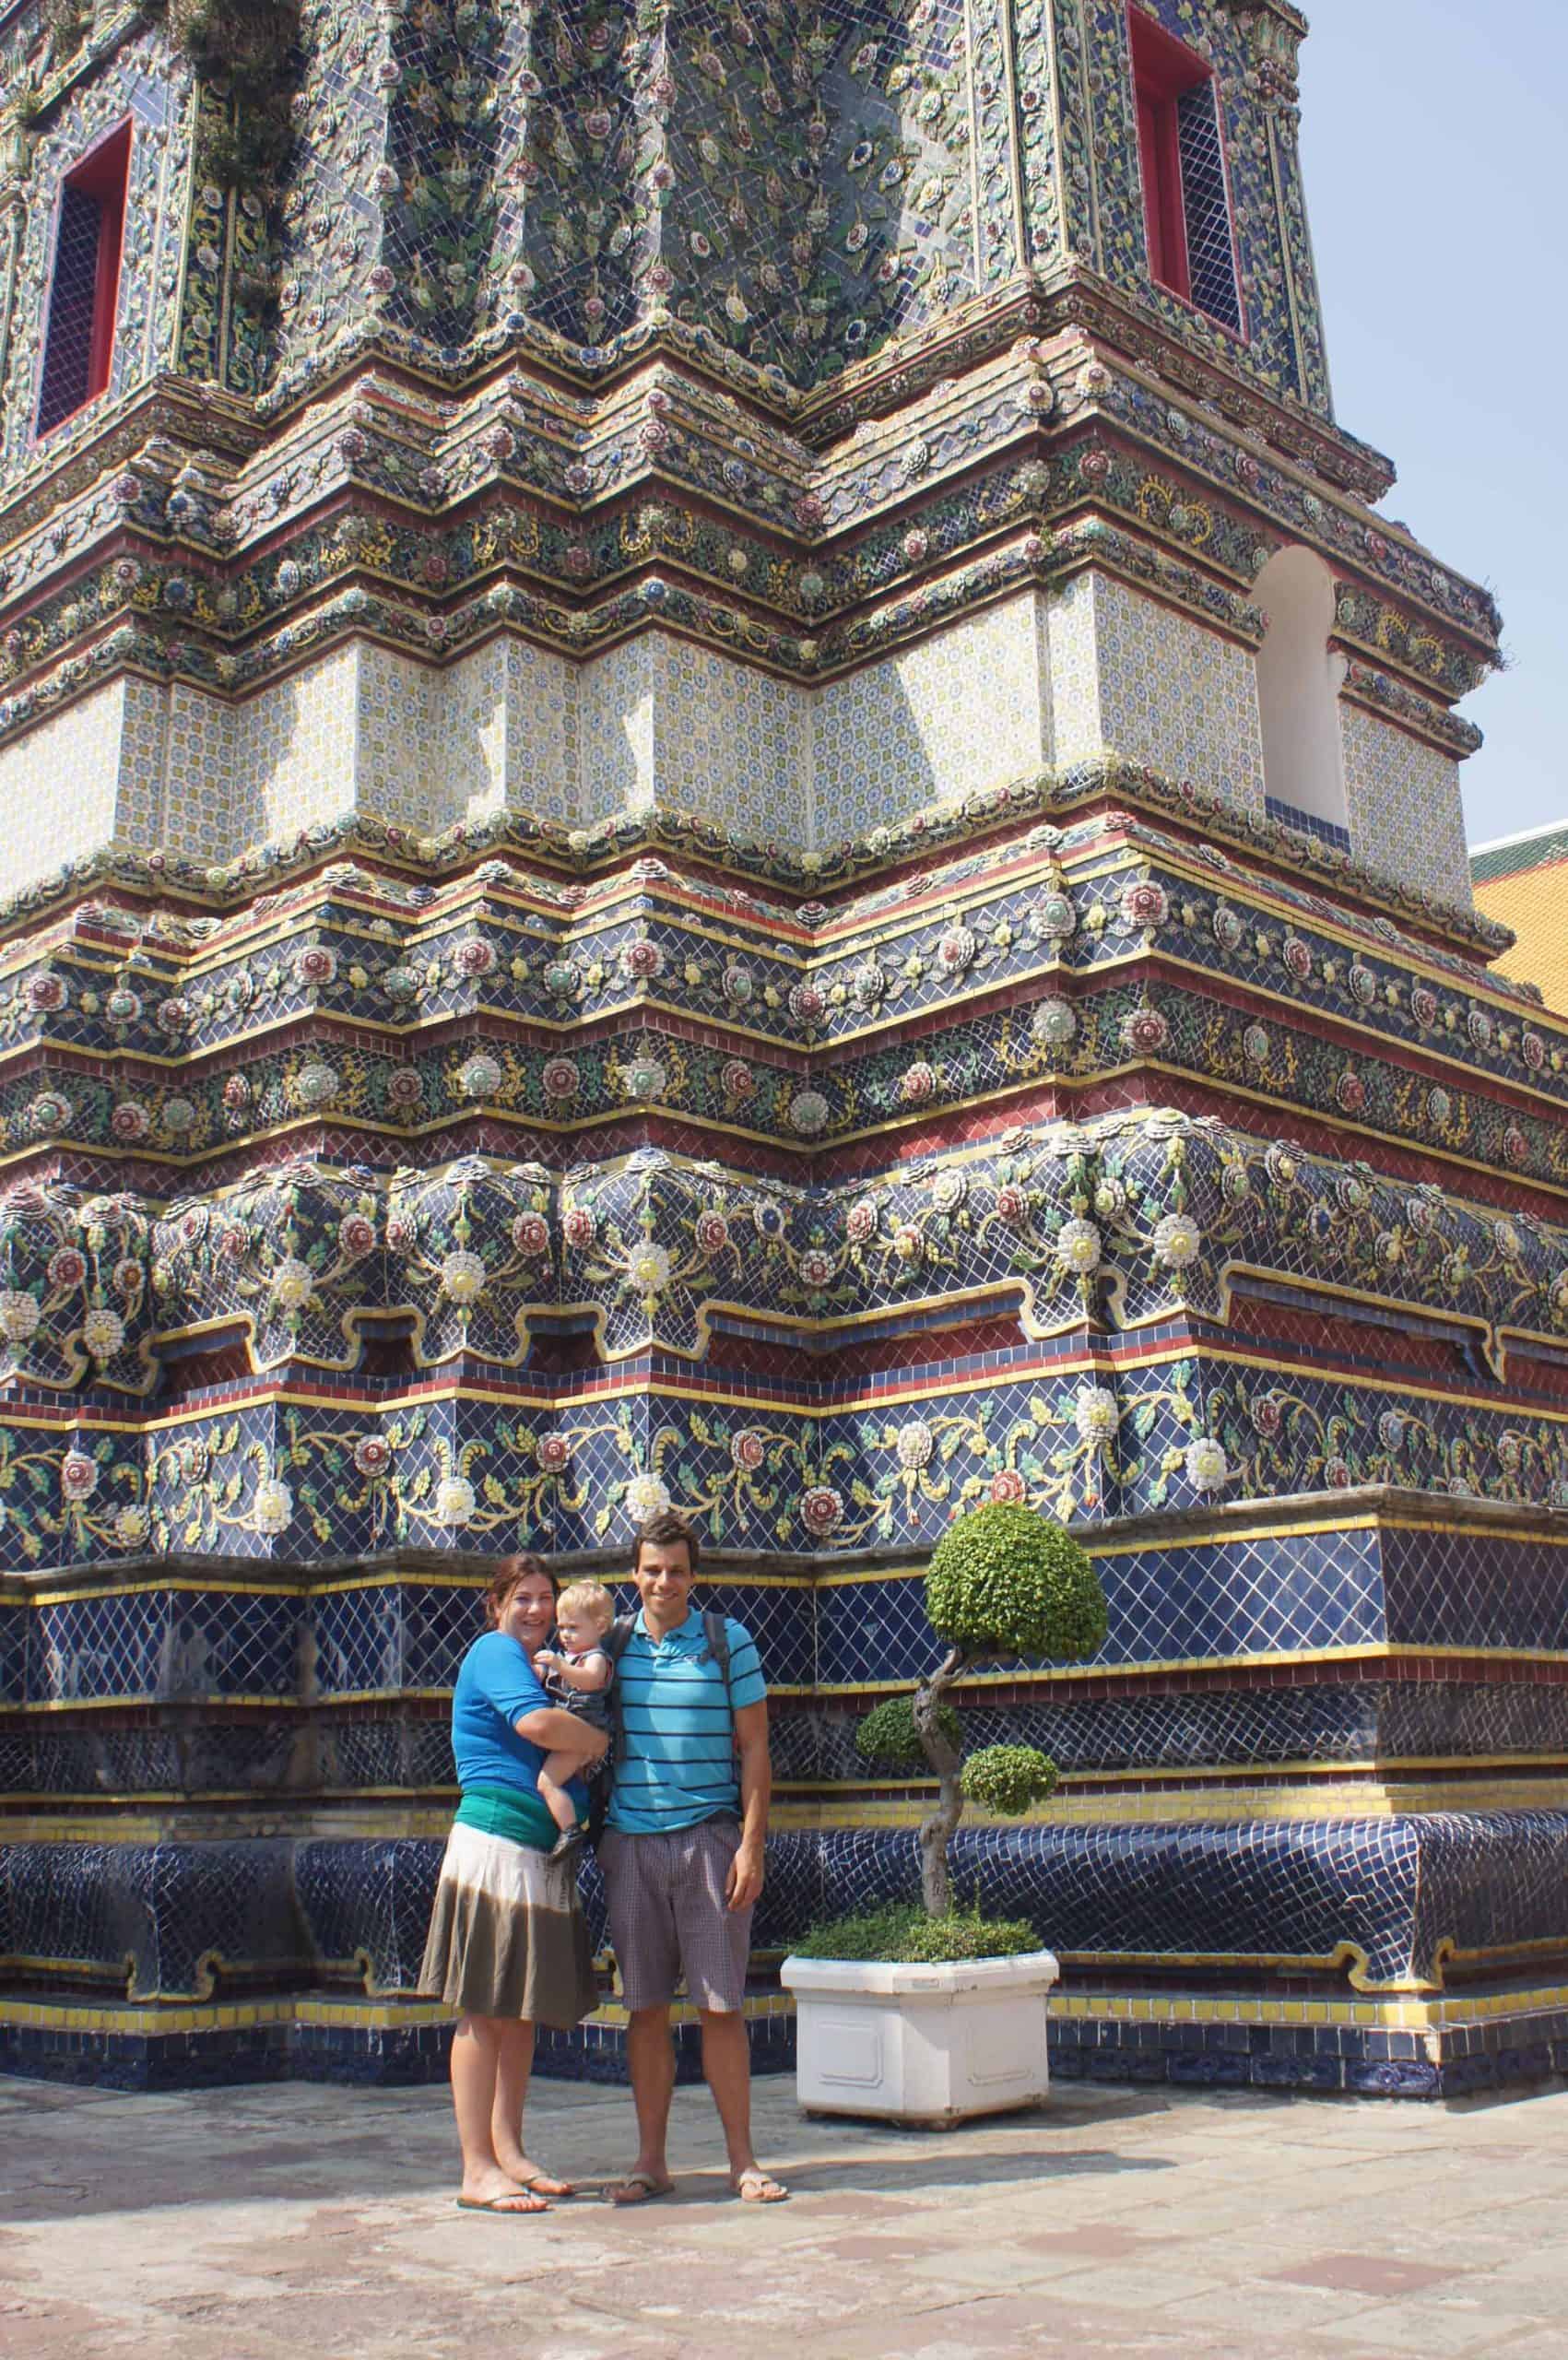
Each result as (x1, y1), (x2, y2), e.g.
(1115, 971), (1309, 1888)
(514, 1706), (607, 1761)
(726, 1697), (771, 1911)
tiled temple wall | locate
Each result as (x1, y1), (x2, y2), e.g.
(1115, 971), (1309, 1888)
(5, 603), (1044, 881)
(811, 594), (1055, 839)
(240, 649), (371, 840)
(577, 637), (657, 825)
(1050, 572), (1267, 813)
(466, 637), (580, 826)
(0, 5), (1526, 2102)
(1340, 704), (1472, 912)
(6, 680), (144, 876)
(6, 581), (1295, 886)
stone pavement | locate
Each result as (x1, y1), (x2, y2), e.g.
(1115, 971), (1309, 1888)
(4, 2070), (1567, 2360)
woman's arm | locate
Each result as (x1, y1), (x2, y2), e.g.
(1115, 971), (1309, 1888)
(514, 1705), (608, 1761)
(534, 1648), (613, 1693)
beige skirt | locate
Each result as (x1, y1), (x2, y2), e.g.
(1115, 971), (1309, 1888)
(419, 1821), (598, 2028)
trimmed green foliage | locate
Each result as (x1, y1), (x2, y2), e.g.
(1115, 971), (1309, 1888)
(925, 1504), (1107, 1661)
(855, 1692), (961, 1771)
(961, 1743), (1059, 1815)
(790, 1901), (1042, 1964)
(831, 1511), (1107, 1937)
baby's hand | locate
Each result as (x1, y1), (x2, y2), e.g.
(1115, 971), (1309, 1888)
(535, 1648), (562, 1674)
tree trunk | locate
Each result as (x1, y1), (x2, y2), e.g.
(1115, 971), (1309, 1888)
(913, 1646), (969, 1919)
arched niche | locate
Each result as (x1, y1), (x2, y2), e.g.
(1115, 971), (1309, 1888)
(1254, 546), (1349, 838)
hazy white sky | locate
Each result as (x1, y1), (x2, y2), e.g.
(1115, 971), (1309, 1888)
(1297, 1), (1567, 849)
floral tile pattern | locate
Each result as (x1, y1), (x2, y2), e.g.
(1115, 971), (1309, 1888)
(10, 1106), (1567, 1395)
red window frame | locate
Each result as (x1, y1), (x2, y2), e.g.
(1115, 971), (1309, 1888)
(36, 119), (132, 438)
(1128, 7), (1220, 313)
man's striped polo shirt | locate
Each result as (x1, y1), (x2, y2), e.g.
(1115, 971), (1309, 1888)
(606, 1605), (766, 1835)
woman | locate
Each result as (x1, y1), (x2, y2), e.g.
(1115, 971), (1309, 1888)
(420, 1552), (607, 2215)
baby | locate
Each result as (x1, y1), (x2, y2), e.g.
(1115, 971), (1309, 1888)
(533, 1579), (617, 1848)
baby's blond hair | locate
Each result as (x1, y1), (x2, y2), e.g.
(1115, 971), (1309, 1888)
(555, 1578), (616, 1633)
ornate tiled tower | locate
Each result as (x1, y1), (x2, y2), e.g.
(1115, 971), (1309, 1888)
(3, 0), (1566, 2097)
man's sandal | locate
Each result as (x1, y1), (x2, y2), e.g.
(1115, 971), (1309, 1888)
(608, 2170), (676, 2205)
(731, 2166), (788, 2204)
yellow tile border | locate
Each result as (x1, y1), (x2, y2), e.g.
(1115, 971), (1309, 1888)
(0, 1991), (795, 2038)
(12, 1761), (1568, 1841)
(6, 1979), (1568, 2042)
(7, 1677), (817, 1718)
(767, 1774), (1568, 1829)
(1055, 1981), (1568, 2035)
(11, 1504), (1567, 1612)
(808, 1643), (1568, 1694)
(7, 1323), (1568, 1439)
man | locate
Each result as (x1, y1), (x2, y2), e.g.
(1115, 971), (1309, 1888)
(599, 1509), (787, 2204)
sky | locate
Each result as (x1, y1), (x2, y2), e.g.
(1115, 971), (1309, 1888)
(1297, 1), (1568, 851)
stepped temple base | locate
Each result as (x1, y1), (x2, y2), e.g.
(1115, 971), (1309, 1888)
(7, 1941), (1568, 2109)
(11, 1493), (1568, 2098)
(8, 1799), (1568, 2101)
(0, 1988), (799, 2096)
(1048, 1977), (1568, 2101)
(7, 1975), (1568, 2105)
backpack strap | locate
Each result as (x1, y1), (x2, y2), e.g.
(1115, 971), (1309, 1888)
(606, 1611), (639, 1664)
(604, 1611), (638, 1753)
(701, 1609), (733, 1718)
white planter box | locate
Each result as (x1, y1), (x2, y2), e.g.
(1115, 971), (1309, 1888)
(780, 1948), (1059, 2128)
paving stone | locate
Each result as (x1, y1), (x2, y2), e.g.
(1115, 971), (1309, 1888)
(6, 2077), (1568, 2360)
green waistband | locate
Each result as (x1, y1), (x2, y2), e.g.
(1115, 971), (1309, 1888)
(455, 1786), (560, 1852)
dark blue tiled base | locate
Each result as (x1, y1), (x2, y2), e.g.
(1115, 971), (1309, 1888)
(534, 2007), (797, 2089)
(284, 2019), (454, 2088)
(11, 1811), (1568, 2002)
(8, 1999), (1568, 2102)
(0, 2018), (296, 2093)
(819, 1814), (1568, 1991)
(1050, 2004), (1568, 2102)
(0, 2003), (798, 2094)
(8, 1812), (1568, 2095)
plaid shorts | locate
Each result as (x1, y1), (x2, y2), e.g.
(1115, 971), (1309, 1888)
(598, 1819), (753, 2014)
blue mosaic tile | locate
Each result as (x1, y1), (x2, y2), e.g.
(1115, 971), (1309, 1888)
(11, 1722), (296, 1799)
(12, 1814), (1568, 2008)
(0, 1601), (26, 1704)
(311, 1587), (411, 1700)
(25, 1589), (297, 1706)
(318, 1717), (456, 1793)
(1266, 796), (1351, 853)
(816, 1525), (1387, 1688)
(0, 0), (1535, 2112)
(1385, 1528), (1568, 1655)
(294, 1838), (442, 1994)
(3, 1839), (303, 1999)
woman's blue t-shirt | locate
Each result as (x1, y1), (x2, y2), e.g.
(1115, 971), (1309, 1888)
(451, 1631), (586, 1809)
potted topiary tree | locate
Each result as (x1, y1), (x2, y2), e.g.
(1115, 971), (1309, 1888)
(782, 1504), (1107, 2126)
